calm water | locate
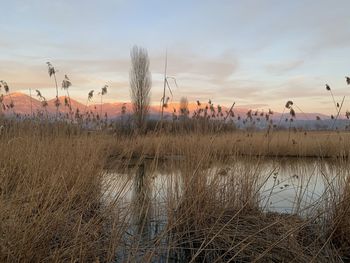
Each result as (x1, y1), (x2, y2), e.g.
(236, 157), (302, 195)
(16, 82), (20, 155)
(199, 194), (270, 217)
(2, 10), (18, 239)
(103, 157), (348, 262)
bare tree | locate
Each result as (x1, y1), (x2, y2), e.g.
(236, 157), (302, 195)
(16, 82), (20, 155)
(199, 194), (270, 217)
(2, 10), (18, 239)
(129, 46), (152, 132)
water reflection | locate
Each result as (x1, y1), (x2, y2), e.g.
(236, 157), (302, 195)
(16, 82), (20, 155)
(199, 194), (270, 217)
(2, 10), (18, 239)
(132, 163), (151, 239)
(258, 158), (345, 215)
(120, 162), (174, 262)
(108, 158), (346, 214)
(107, 157), (349, 261)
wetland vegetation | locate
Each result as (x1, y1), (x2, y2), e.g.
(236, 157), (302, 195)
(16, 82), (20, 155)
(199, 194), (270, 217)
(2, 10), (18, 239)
(1, 120), (350, 262)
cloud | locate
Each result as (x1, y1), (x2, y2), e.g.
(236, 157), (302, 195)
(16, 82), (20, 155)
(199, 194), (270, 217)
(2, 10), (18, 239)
(150, 51), (239, 80)
(270, 76), (324, 99)
(236, 103), (269, 109)
(265, 60), (304, 75)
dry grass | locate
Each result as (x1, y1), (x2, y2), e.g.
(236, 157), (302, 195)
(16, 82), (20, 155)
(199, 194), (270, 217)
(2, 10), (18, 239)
(157, 155), (345, 262)
(0, 121), (121, 262)
(108, 130), (350, 161)
(1, 120), (350, 262)
(328, 175), (350, 259)
(173, 210), (335, 262)
(109, 153), (350, 262)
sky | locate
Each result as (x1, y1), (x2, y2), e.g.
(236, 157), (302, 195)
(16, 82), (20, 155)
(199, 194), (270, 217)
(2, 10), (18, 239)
(1, 0), (350, 113)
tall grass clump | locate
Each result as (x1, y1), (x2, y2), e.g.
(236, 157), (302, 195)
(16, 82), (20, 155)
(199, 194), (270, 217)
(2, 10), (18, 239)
(0, 121), (122, 262)
(327, 163), (350, 259)
(106, 149), (346, 262)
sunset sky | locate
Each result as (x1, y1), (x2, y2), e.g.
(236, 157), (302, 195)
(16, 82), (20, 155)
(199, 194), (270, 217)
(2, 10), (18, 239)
(1, 0), (350, 113)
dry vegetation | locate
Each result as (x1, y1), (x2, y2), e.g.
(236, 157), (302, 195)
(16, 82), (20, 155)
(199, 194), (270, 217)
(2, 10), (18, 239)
(109, 130), (350, 160)
(0, 121), (117, 262)
(0, 120), (350, 262)
(1, 45), (350, 262)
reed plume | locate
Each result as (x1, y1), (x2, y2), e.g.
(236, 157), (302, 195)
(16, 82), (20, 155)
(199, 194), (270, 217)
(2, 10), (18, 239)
(62, 74), (72, 114)
(99, 85), (108, 119)
(46, 62), (60, 116)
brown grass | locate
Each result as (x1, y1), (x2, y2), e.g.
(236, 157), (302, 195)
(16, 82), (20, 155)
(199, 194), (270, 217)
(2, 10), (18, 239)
(328, 175), (350, 258)
(1, 120), (350, 262)
(108, 130), (350, 161)
(0, 121), (121, 262)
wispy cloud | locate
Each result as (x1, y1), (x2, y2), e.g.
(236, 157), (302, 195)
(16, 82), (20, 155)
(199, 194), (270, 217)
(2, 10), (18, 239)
(265, 60), (304, 75)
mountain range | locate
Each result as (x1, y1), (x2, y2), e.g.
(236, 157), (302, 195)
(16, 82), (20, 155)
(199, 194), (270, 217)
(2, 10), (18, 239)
(0, 92), (331, 121)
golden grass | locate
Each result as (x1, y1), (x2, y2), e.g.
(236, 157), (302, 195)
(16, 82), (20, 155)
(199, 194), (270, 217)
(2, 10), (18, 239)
(328, 175), (350, 258)
(108, 130), (350, 161)
(160, 154), (345, 262)
(1, 120), (350, 262)
(0, 121), (120, 262)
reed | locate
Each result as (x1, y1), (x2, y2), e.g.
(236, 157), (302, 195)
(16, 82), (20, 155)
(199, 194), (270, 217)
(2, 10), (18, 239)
(106, 132), (350, 262)
(0, 121), (122, 262)
(1, 115), (350, 262)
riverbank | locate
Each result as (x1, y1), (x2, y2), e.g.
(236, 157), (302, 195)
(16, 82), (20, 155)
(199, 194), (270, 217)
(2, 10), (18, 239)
(108, 130), (350, 163)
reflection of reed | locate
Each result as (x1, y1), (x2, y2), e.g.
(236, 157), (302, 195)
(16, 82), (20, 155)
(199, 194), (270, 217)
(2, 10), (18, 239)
(132, 162), (152, 244)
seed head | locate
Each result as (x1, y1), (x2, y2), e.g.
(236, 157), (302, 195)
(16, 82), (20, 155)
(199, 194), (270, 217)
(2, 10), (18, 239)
(345, 111), (350, 119)
(47, 62), (56, 77)
(62, 75), (72, 90)
(121, 103), (127, 115)
(290, 108), (296, 118)
(36, 90), (42, 98)
(54, 97), (61, 107)
(0, 81), (9, 93)
(210, 104), (215, 113)
(42, 100), (48, 108)
(285, 100), (293, 109)
(101, 85), (108, 95)
(88, 90), (94, 101)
